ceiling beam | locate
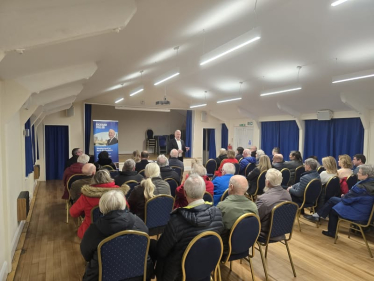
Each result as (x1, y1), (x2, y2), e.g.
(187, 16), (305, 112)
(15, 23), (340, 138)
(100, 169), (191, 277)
(31, 84), (83, 106)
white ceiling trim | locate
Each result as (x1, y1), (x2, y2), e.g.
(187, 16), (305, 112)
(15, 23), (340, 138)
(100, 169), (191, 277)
(31, 84), (83, 106)
(43, 95), (77, 112)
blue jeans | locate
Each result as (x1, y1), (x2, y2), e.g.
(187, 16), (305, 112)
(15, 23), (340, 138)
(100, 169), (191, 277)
(317, 197), (341, 218)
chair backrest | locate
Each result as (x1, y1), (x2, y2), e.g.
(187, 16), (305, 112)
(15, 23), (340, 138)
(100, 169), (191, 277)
(205, 159), (217, 175)
(244, 163), (256, 176)
(146, 129), (154, 139)
(222, 213), (260, 263)
(182, 231), (223, 281)
(253, 170), (267, 196)
(267, 201), (299, 242)
(67, 174), (92, 191)
(164, 178), (179, 197)
(101, 165), (114, 171)
(144, 195), (174, 229)
(98, 230), (149, 281)
(203, 192), (213, 203)
(238, 157), (243, 163)
(325, 176), (341, 200)
(281, 168), (291, 186)
(171, 166), (182, 181)
(361, 204), (374, 227)
(220, 189), (229, 202)
(158, 136), (167, 147)
(138, 169), (145, 177)
(234, 163), (240, 175)
(124, 180), (140, 198)
(346, 174), (358, 190)
(317, 166), (325, 174)
(294, 165), (305, 184)
(109, 170), (119, 178)
(91, 205), (104, 223)
(301, 179), (322, 208)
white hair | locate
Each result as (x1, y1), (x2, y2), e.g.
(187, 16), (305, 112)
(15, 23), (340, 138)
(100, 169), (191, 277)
(222, 163), (235, 175)
(191, 164), (207, 176)
(256, 149), (265, 158)
(77, 154), (90, 164)
(170, 149), (179, 158)
(99, 190), (127, 215)
(157, 154), (169, 167)
(265, 168), (283, 187)
(184, 174), (206, 199)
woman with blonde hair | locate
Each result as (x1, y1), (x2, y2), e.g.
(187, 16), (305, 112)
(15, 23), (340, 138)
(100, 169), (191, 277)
(246, 155), (272, 195)
(214, 150), (239, 177)
(337, 154), (353, 194)
(127, 162), (170, 220)
(320, 156), (338, 185)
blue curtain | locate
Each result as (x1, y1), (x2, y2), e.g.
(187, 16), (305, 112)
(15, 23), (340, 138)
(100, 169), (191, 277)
(221, 123), (228, 150)
(25, 119), (34, 176)
(304, 118), (364, 163)
(261, 121), (299, 160)
(31, 125), (36, 164)
(85, 104), (92, 155)
(208, 129), (216, 159)
(185, 110), (192, 157)
(45, 125), (69, 180)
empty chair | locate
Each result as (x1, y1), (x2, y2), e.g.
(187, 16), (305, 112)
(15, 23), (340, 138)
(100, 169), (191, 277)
(206, 159), (217, 177)
(220, 189), (229, 202)
(66, 174), (92, 223)
(90, 205), (104, 223)
(294, 166), (305, 184)
(165, 178), (179, 197)
(124, 180), (139, 198)
(203, 192), (213, 203)
(281, 168), (291, 187)
(146, 129), (157, 154)
(144, 195), (174, 237)
(346, 174), (358, 190)
(158, 135), (167, 154)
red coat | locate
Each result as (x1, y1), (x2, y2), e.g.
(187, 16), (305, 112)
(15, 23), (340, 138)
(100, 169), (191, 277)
(62, 163), (84, 199)
(214, 158), (239, 177)
(174, 175), (214, 209)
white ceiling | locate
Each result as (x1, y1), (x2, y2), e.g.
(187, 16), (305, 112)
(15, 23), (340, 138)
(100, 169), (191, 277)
(0, 0), (374, 120)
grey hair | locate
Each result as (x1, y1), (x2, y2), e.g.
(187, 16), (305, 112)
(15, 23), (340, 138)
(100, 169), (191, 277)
(184, 174), (206, 199)
(191, 164), (207, 176)
(358, 164), (374, 177)
(222, 163), (235, 175)
(99, 190), (127, 215)
(157, 154), (169, 167)
(256, 149), (265, 158)
(243, 149), (251, 157)
(123, 159), (136, 171)
(91, 170), (113, 184)
(305, 158), (318, 170)
(219, 148), (227, 156)
(77, 154), (90, 164)
(170, 149), (179, 158)
(265, 168), (283, 187)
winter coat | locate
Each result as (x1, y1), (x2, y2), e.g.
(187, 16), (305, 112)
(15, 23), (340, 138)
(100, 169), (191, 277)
(160, 166), (181, 184)
(215, 158), (239, 177)
(80, 210), (150, 281)
(168, 157), (184, 173)
(95, 158), (116, 170)
(215, 154), (228, 169)
(239, 157), (256, 173)
(62, 163), (85, 199)
(289, 170), (320, 201)
(155, 203), (223, 281)
(284, 160), (303, 185)
(212, 174), (234, 205)
(114, 170), (144, 186)
(246, 167), (261, 195)
(135, 159), (150, 172)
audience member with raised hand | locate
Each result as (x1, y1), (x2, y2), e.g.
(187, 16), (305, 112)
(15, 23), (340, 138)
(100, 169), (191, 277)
(239, 149), (256, 174)
(320, 156), (338, 185)
(157, 154), (180, 184)
(131, 150), (141, 163)
(272, 154), (285, 171)
(212, 163), (236, 205)
(70, 170), (126, 239)
(135, 151), (150, 172)
(115, 159), (144, 186)
(70, 163), (96, 203)
(80, 190), (152, 281)
(352, 154), (366, 175)
(284, 150), (303, 185)
(94, 151), (116, 170)
(304, 164), (374, 238)
(215, 149), (239, 177)
(127, 163), (170, 220)
(62, 153), (90, 199)
(235, 146), (244, 161)
(65, 148), (83, 169)
(256, 168), (292, 240)
(217, 175), (258, 253)
(247, 155), (272, 195)
(174, 164), (214, 208)
(215, 148), (228, 169)
(168, 149), (184, 173)
(155, 174), (223, 280)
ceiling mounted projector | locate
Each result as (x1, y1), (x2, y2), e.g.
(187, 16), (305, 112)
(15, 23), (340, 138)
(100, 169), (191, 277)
(156, 97), (170, 105)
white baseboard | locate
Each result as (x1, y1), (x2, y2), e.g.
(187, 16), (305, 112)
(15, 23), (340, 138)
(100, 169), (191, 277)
(0, 261), (8, 281)
(11, 221), (25, 259)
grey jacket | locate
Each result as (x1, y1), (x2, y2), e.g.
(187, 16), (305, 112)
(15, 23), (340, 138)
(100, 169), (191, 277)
(289, 170), (320, 199)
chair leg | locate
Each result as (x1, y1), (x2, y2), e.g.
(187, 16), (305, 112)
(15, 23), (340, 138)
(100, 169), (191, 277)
(334, 219), (342, 244)
(297, 210), (301, 232)
(216, 265), (221, 281)
(248, 257), (255, 281)
(257, 242), (268, 281)
(66, 201), (69, 224)
(284, 240), (296, 277)
(229, 261), (232, 271)
(358, 226), (373, 258)
(265, 244), (269, 258)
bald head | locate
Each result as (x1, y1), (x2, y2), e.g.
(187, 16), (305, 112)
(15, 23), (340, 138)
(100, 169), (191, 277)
(170, 149), (178, 158)
(228, 175), (248, 195)
(243, 149), (251, 157)
(82, 163), (96, 176)
(273, 154), (284, 163)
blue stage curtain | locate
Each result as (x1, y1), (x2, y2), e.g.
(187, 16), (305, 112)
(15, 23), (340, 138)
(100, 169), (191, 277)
(208, 129), (216, 159)
(25, 119), (34, 176)
(304, 118), (363, 163)
(31, 125), (36, 164)
(221, 123), (228, 150)
(261, 121), (299, 160)
(45, 125), (69, 180)
(84, 104), (92, 154)
(185, 110), (192, 157)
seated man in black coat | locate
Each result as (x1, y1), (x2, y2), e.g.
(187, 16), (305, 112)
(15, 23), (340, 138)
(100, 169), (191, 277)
(157, 154), (181, 184)
(168, 149), (184, 174)
(65, 148), (83, 169)
(272, 154), (285, 171)
(135, 151), (150, 172)
(155, 174), (224, 280)
(115, 159), (144, 186)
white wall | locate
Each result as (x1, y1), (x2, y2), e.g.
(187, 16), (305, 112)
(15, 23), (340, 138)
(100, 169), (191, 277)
(228, 118), (260, 150)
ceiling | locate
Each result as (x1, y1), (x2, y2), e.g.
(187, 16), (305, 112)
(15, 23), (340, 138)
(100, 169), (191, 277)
(0, 0), (374, 120)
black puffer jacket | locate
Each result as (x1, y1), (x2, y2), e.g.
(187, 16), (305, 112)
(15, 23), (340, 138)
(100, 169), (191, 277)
(80, 210), (150, 281)
(215, 154), (228, 170)
(114, 170), (144, 186)
(155, 203), (223, 281)
(160, 166), (181, 184)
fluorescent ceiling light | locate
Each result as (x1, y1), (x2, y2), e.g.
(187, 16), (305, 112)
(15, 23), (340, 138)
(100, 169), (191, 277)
(331, 0), (349, 7)
(154, 73), (180, 85)
(201, 37), (260, 66)
(217, 97), (242, 104)
(115, 98), (124, 103)
(332, 74), (374, 84)
(190, 104), (207, 108)
(115, 106), (170, 112)
(260, 87), (302, 97)
(129, 89), (144, 96)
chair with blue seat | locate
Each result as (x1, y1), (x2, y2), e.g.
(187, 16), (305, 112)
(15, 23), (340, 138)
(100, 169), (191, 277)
(182, 231), (223, 281)
(220, 189), (229, 202)
(281, 168), (291, 187)
(66, 174), (92, 223)
(256, 201), (299, 280)
(109, 170), (119, 178)
(138, 169), (145, 177)
(158, 135), (167, 154)
(98, 230), (150, 281)
(221, 213), (261, 280)
(325, 176), (341, 201)
(243, 163), (256, 176)
(317, 166), (325, 174)
(124, 180), (139, 198)
(203, 192), (213, 203)
(254, 170), (267, 197)
(346, 174), (358, 190)
(294, 165), (305, 184)
(205, 159), (217, 178)
(144, 195), (174, 237)
(100, 165), (114, 171)
(234, 163), (240, 175)
(171, 166), (183, 182)
(164, 178), (179, 197)
(90, 205), (104, 223)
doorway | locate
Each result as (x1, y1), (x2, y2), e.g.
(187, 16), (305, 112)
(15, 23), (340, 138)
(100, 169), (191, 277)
(203, 128), (216, 164)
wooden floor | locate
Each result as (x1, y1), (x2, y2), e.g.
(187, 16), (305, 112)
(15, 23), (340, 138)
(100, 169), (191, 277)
(12, 180), (374, 281)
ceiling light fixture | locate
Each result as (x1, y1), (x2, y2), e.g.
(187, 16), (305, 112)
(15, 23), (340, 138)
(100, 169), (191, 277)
(115, 106), (170, 112)
(261, 87), (302, 96)
(190, 104), (207, 108)
(129, 88), (144, 96)
(261, 66), (303, 96)
(331, 0), (349, 7)
(115, 98), (124, 103)
(154, 72), (180, 85)
(217, 97), (242, 104)
(332, 74), (374, 84)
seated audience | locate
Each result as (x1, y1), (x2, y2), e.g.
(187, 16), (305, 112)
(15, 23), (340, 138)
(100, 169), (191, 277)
(272, 154), (285, 171)
(157, 154), (180, 184)
(80, 190), (152, 281)
(70, 170), (124, 239)
(256, 168), (292, 239)
(135, 151), (150, 172)
(128, 163), (170, 221)
(235, 146), (244, 161)
(65, 148), (83, 169)
(70, 163), (96, 203)
(131, 150), (141, 163)
(62, 154), (90, 199)
(303, 164), (374, 238)
(174, 164), (214, 208)
(168, 149), (184, 173)
(284, 150), (303, 185)
(215, 148), (228, 169)
(338, 154), (353, 194)
(353, 154), (366, 175)
(239, 149), (256, 174)
(212, 163), (235, 205)
(272, 147), (280, 156)
(287, 158), (320, 204)
(217, 175), (258, 253)
(115, 159), (144, 186)
(94, 151), (116, 170)
(215, 150), (239, 177)
(155, 174), (223, 280)
(308, 155), (321, 167)
(255, 149), (265, 164)
(320, 156), (338, 185)
(247, 155), (272, 195)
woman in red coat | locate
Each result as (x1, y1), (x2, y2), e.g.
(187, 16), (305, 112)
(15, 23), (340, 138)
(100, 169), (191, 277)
(70, 170), (128, 239)
(174, 164), (214, 208)
(215, 150), (239, 177)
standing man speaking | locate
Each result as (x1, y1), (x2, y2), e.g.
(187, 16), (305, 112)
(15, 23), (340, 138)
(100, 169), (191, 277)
(168, 130), (190, 162)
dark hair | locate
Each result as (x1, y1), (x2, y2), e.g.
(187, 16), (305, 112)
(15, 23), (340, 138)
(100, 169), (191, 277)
(308, 155), (319, 162)
(98, 151), (109, 159)
(251, 150), (256, 157)
(72, 148), (80, 156)
(237, 147), (244, 154)
(141, 151), (149, 158)
(290, 150), (302, 162)
(354, 154), (366, 164)
(272, 147), (280, 153)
